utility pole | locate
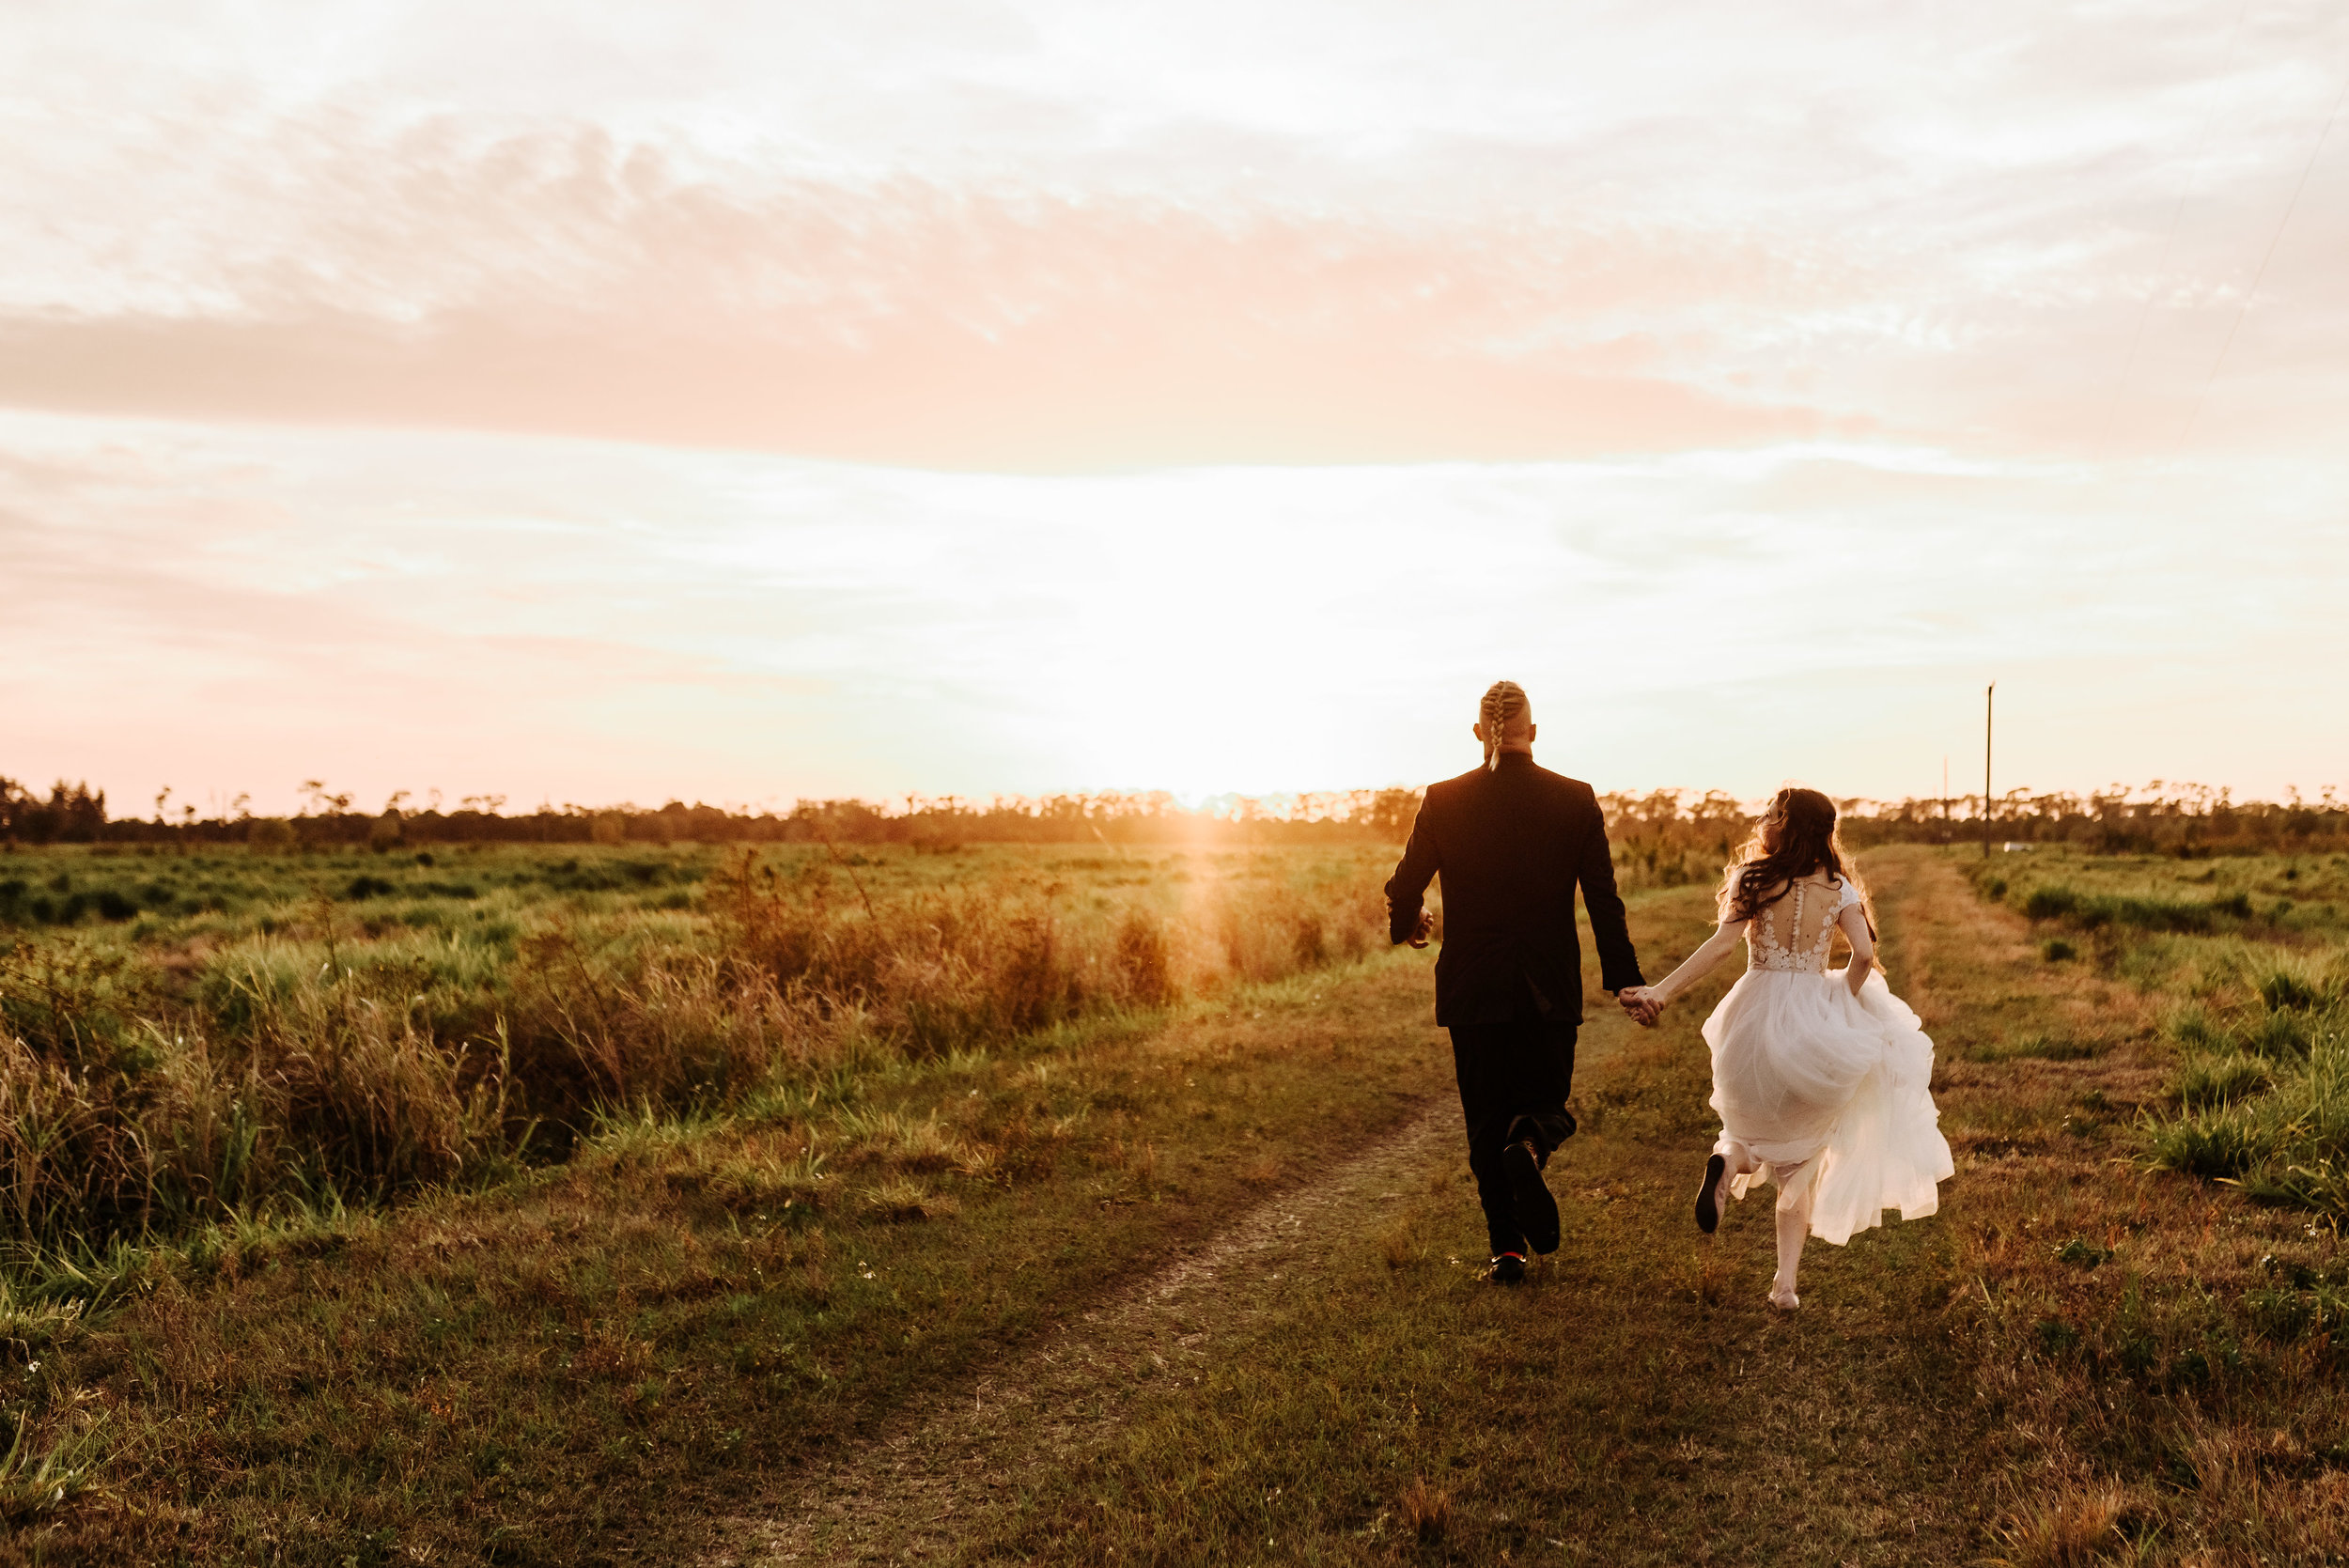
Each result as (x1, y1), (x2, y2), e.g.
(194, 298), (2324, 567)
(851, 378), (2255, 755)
(1942, 755), (1950, 838)
(1983, 682), (1996, 860)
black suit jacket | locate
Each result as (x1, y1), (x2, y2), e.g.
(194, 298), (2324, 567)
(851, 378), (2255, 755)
(1384, 752), (1644, 1027)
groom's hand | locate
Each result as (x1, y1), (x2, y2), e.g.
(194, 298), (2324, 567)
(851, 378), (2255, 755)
(1406, 908), (1435, 949)
(1618, 986), (1660, 1026)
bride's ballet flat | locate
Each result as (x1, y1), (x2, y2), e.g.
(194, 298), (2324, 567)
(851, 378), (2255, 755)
(1693, 1152), (1727, 1234)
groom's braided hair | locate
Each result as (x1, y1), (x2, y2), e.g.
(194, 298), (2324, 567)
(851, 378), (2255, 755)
(1478, 681), (1528, 772)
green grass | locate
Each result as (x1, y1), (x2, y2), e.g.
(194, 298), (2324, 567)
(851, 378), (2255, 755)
(926, 847), (2349, 1564)
(1976, 844), (2349, 943)
(3, 953), (1455, 1564)
(13, 842), (2349, 1562)
(957, 880), (1979, 1565)
(0, 842), (1398, 1251)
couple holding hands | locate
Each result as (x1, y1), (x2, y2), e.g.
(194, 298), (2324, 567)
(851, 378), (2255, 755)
(1385, 680), (1952, 1305)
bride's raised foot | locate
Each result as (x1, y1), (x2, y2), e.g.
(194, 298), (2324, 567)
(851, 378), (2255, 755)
(1767, 1277), (1799, 1310)
(1694, 1153), (1728, 1234)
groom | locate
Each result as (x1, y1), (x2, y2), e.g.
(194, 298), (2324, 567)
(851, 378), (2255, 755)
(1385, 680), (1644, 1284)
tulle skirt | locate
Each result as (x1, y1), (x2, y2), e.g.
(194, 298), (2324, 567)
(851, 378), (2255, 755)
(1702, 968), (1953, 1247)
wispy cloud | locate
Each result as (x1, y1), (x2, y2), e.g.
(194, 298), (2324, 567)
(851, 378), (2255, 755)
(6, 2), (2346, 464)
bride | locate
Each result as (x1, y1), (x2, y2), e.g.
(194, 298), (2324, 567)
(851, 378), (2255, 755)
(1619, 787), (1952, 1309)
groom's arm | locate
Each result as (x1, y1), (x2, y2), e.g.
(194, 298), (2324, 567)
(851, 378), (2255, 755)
(1576, 794), (1644, 991)
(1383, 792), (1439, 946)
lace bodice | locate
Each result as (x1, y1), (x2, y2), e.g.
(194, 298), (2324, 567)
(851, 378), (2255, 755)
(1743, 874), (1863, 973)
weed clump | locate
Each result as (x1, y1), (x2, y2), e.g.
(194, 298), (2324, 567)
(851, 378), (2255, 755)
(2151, 953), (2349, 1210)
(1400, 1475), (1452, 1543)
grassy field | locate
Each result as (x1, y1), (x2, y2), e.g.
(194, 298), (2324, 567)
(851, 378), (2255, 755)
(5, 840), (2349, 1562)
(896, 846), (2349, 1566)
(0, 840), (1429, 1561)
(1946, 845), (2349, 1564)
(0, 838), (1397, 1240)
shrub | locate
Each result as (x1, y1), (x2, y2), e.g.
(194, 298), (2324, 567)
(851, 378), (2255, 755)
(1112, 911), (1174, 1008)
(0, 940), (156, 1071)
(2023, 885), (2078, 920)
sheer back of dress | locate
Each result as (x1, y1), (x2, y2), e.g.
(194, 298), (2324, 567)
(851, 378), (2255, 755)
(1743, 873), (1855, 973)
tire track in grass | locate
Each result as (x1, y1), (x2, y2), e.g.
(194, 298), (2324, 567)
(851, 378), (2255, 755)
(701, 1092), (1469, 1566)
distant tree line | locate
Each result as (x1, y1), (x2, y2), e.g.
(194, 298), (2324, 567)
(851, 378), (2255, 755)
(0, 777), (1426, 849)
(1840, 783), (2349, 856)
(4, 774), (2340, 858)
(0, 780), (108, 844)
(1599, 783), (2349, 876)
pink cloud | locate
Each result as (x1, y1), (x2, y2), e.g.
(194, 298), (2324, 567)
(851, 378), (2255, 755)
(7, 3), (2348, 468)
(1, 116), (1858, 465)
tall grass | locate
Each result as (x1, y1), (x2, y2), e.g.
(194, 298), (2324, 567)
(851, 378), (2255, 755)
(2148, 951), (2349, 1211)
(0, 846), (1389, 1256)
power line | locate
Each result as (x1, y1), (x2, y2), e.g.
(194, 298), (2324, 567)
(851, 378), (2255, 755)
(2172, 67), (2349, 453)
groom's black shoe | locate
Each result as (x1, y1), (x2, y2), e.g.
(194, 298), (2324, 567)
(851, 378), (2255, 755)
(1488, 1252), (1527, 1285)
(1502, 1139), (1562, 1256)
(1694, 1152), (1728, 1234)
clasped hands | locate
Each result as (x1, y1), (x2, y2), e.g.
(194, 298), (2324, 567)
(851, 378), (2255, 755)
(1389, 899), (1658, 1025)
(1617, 985), (1664, 1027)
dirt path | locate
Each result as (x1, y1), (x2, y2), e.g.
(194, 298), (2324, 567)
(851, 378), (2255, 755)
(691, 867), (2010, 1564)
(701, 1095), (1465, 1565)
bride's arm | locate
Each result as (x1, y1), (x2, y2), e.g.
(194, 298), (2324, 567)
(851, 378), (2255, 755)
(1626, 919), (1747, 1011)
(1838, 906), (1875, 996)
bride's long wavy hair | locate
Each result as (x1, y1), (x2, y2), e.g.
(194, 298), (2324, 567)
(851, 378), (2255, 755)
(1718, 786), (1875, 938)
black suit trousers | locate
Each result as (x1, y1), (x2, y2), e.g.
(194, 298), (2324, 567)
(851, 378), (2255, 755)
(1449, 1014), (1579, 1256)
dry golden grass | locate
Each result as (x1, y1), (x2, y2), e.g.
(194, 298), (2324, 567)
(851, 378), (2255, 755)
(1986, 1481), (2134, 1567)
(8, 841), (2349, 1562)
(0, 843), (1392, 1260)
(1399, 1474), (1454, 1543)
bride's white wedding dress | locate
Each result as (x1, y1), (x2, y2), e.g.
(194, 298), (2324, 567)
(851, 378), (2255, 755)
(1703, 875), (1953, 1245)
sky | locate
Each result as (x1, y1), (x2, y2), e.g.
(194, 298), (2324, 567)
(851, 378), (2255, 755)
(4, 0), (2346, 815)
